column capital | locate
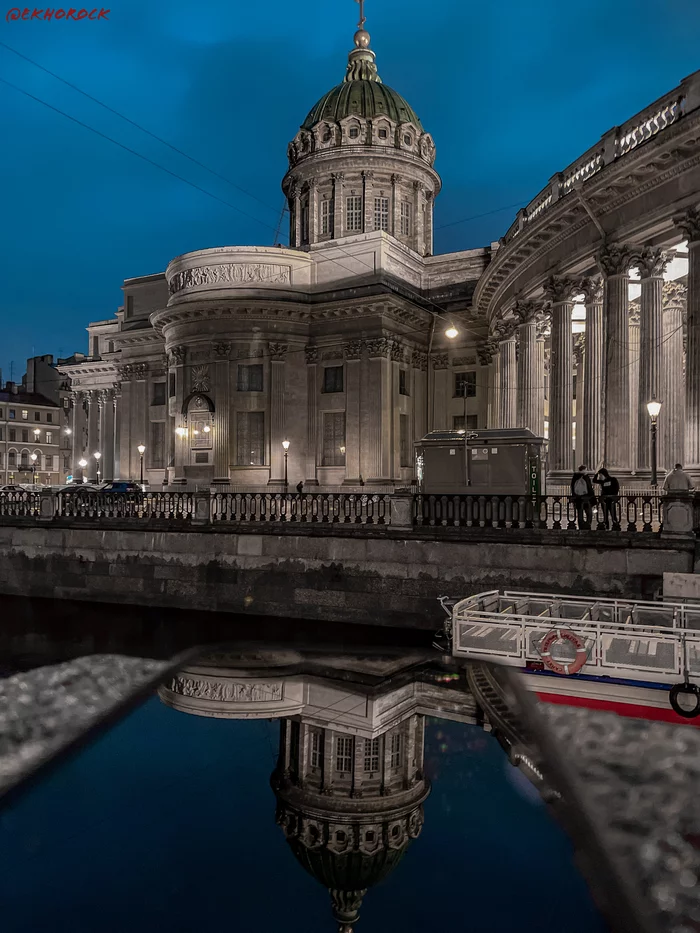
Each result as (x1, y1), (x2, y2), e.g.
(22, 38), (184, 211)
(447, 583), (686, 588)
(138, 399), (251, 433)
(390, 340), (405, 363)
(542, 274), (582, 304)
(597, 243), (635, 277)
(304, 345), (319, 365)
(343, 340), (363, 362)
(391, 173), (401, 185)
(536, 315), (551, 339)
(663, 280), (687, 312)
(331, 172), (345, 183)
(512, 299), (541, 325)
(580, 276), (604, 303)
(365, 337), (392, 359)
(477, 343), (494, 366)
(268, 342), (288, 362)
(432, 352), (449, 370)
(492, 318), (518, 342)
(70, 390), (83, 403)
(674, 205), (700, 245)
(361, 170), (374, 180)
(168, 346), (187, 365)
(411, 349), (428, 371)
(635, 245), (673, 279)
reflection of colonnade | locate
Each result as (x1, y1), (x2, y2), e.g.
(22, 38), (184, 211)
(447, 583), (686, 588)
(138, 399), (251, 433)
(159, 650), (479, 931)
(483, 227), (696, 479)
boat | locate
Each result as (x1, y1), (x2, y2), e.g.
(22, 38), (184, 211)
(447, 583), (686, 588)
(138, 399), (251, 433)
(438, 590), (700, 725)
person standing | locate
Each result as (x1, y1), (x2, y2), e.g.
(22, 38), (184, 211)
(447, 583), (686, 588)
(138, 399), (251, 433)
(662, 464), (694, 493)
(593, 467), (620, 529)
(571, 465), (595, 529)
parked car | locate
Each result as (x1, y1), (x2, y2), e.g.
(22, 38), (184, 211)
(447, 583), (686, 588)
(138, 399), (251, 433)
(56, 484), (100, 496)
(98, 481), (144, 494)
(1, 485), (25, 492)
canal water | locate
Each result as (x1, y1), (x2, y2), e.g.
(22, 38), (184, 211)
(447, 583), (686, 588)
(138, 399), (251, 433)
(0, 625), (608, 933)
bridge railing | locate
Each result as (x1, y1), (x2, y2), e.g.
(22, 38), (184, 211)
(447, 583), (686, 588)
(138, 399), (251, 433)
(211, 492), (388, 524)
(414, 493), (662, 532)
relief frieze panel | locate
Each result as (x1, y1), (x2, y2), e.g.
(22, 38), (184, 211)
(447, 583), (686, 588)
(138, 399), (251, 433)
(169, 263), (291, 296)
(168, 676), (284, 703)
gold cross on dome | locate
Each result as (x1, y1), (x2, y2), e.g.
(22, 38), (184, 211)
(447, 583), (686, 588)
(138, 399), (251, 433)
(355, 0), (366, 29)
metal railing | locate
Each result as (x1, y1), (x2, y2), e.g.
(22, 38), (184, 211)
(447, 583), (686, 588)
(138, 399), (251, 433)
(211, 492), (387, 524)
(415, 493), (662, 532)
(449, 590), (700, 683)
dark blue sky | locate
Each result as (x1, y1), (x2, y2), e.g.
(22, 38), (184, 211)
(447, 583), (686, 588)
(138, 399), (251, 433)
(1, 0), (698, 379)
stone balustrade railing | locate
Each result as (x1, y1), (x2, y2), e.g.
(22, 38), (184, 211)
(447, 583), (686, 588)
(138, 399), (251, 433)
(0, 489), (694, 535)
(501, 71), (700, 246)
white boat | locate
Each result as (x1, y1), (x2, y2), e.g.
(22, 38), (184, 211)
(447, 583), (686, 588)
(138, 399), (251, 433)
(439, 590), (700, 724)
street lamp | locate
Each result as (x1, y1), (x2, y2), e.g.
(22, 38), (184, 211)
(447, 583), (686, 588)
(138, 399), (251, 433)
(94, 451), (101, 484)
(647, 399), (662, 487)
(33, 428), (40, 439)
(30, 452), (37, 484)
(282, 439), (290, 489)
(78, 457), (87, 483)
(64, 427), (72, 436)
(175, 426), (187, 437)
(445, 324), (458, 339)
(137, 444), (145, 485)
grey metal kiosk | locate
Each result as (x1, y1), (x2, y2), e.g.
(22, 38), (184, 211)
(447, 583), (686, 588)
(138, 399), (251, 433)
(415, 428), (547, 496)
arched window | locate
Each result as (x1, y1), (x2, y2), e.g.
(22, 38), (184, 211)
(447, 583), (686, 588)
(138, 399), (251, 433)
(8, 449), (17, 468)
(20, 449), (29, 468)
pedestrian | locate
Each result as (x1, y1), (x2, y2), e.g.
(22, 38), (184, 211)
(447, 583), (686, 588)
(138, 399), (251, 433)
(571, 464), (595, 529)
(296, 480), (304, 494)
(662, 463), (694, 493)
(593, 467), (620, 528)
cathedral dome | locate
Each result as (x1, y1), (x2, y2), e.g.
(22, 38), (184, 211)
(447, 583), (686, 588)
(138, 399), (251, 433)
(301, 80), (423, 133)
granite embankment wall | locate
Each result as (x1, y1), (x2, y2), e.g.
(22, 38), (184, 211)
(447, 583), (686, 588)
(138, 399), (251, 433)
(0, 524), (695, 629)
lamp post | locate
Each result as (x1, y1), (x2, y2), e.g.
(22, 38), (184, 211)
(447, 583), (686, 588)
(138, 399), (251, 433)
(647, 399), (662, 488)
(94, 451), (101, 484)
(30, 452), (37, 484)
(137, 444), (145, 485)
(282, 439), (290, 490)
(78, 457), (87, 483)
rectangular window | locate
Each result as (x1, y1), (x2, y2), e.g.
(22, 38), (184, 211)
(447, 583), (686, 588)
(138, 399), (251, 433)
(44, 454), (53, 471)
(321, 199), (332, 235)
(0, 452), (3, 468)
(125, 296), (134, 318)
(45, 432), (53, 445)
(364, 737), (380, 773)
(390, 732), (403, 769)
(453, 414), (479, 431)
(21, 410), (28, 421)
(454, 371), (477, 398)
(46, 412), (52, 423)
(400, 414), (410, 467)
(9, 409), (15, 419)
(346, 195), (363, 232)
(21, 430), (28, 443)
(237, 364), (263, 392)
(63, 454), (70, 471)
(152, 382), (166, 406)
(310, 730), (323, 769)
(335, 736), (353, 774)
(374, 197), (389, 232)
(400, 201), (412, 236)
(9, 429), (16, 442)
(150, 421), (165, 468)
(8, 451), (16, 468)
(0, 428), (2, 442)
(0, 409), (3, 418)
(322, 412), (346, 467)
(399, 369), (409, 396)
(169, 373), (176, 398)
(323, 366), (343, 394)
(301, 201), (309, 243)
(34, 411), (41, 421)
(194, 451), (208, 464)
(236, 411), (265, 466)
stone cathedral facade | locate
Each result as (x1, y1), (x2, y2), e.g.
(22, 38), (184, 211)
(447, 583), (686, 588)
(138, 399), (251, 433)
(59, 15), (700, 487)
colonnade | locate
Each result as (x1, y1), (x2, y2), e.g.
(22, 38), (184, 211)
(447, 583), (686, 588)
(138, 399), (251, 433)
(70, 387), (120, 481)
(488, 206), (699, 478)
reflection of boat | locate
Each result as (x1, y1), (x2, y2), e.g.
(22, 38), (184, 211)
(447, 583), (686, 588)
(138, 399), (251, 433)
(440, 590), (700, 724)
(159, 648), (477, 931)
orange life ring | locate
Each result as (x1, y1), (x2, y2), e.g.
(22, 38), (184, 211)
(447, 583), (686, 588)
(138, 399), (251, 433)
(540, 628), (588, 676)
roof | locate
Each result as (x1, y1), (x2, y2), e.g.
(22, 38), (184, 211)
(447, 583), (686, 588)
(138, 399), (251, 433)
(302, 80), (423, 131)
(0, 390), (60, 408)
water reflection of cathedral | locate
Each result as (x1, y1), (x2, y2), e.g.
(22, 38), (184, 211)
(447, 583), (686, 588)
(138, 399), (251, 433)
(159, 649), (475, 930)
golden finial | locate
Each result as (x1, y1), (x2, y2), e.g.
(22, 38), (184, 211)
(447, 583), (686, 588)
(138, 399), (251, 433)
(353, 0), (370, 49)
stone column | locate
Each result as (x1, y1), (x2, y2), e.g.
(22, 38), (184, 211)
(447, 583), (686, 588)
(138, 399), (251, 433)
(309, 178), (319, 244)
(70, 391), (85, 475)
(391, 174), (401, 237)
(362, 171), (373, 233)
(170, 347), (187, 484)
(599, 245), (634, 472)
(424, 192), (434, 257)
(543, 276), (580, 473)
(213, 343), (231, 484)
(662, 281), (687, 470)
(629, 309), (640, 473)
(497, 330), (517, 428)
(332, 173), (344, 240)
(489, 344), (502, 429)
(112, 386), (121, 479)
(268, 343), (288, 484)
(364, 338), (392, 483)
(413, 181), (424, 253)
(677, 208), (700, 471)
(101, 389), (115, 481)
(86, 390), (99, 477)
(581, 278), (604, 471)
(636, 247), (671, 471)
(514, 302), (539, 432)
(342, 341), (363, 484)
(304, 346), (320, 485)
(536, 332), (546, 437)
(432, 353), (449, 431)
(412, 350), (428, 442)
(292, 185), (302, 249)
(134, 365), (148, 481)
(573, 333), (584, 467)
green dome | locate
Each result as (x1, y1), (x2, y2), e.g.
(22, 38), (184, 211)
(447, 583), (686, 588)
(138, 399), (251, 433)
(302, 81), (423, 132)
